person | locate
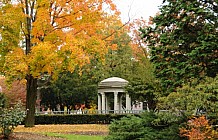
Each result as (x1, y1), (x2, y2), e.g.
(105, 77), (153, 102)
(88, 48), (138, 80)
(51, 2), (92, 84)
(47, 107), (51, 114)
(64, 105), (67, 114)
(56, 104), (61, 113)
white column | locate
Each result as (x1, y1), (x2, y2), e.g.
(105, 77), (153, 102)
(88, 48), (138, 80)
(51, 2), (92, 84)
(114, 92), (118, 113)
(98, 93), (101, 113)
(129, 96), (131, 111)
(101, 92), (106, 114)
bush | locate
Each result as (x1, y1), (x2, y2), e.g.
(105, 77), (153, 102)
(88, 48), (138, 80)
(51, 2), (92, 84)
(0, 101), (26, 139)
(105, 115), (146, 140)
(105, 112), (184, 140)
(34, 114), (126, 124)
(180, 116), (218, 139)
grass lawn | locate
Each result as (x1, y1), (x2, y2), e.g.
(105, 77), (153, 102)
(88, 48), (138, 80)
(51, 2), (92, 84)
(45, 132), (105, 140)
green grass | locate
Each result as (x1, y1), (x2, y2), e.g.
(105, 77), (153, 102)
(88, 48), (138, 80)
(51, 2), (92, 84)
(45, 132), (105, 140)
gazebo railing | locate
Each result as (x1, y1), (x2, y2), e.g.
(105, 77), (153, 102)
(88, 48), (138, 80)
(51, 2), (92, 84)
(35, 109), (146, 115)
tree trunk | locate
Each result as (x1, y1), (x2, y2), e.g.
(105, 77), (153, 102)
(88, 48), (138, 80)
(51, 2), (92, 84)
(24, 0), (37, 127)
(25, 75), (37, 127)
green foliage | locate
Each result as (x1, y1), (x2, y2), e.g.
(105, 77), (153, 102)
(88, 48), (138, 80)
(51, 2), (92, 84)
(158, 76), (218, 116)
(94, 29), (154, 83)
(0, 101), (26, 139)
(34, 114), (126, 124)
(105, 115), (146, 140)
(0, 93), (7, 108)
(125, 80), (159, 111)
(140, 0), (218, 93)
(105, 112), (184, 140)
(40, 66), (98, 109)
(95, 41), (134, 81)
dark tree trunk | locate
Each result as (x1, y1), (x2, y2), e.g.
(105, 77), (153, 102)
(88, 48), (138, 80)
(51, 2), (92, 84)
(25, 75), (38, 127)
(23, 0), (37, 127)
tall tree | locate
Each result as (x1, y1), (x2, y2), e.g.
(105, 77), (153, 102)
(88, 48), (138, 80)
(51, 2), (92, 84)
(140, 0), (218, 93)
(0, 0), (118, 127)
(88, 15), (135, 81)
(40, 67), (98, 110)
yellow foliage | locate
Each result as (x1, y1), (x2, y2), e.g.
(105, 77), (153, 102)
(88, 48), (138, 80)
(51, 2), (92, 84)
(88, 102), (97, 114)
(1, 0), (122, 81)
(4, 48), (28, 80)
(27, 42), (59, 77)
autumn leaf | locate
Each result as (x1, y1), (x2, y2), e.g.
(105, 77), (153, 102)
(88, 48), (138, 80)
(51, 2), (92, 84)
(14, 124), (109, 133)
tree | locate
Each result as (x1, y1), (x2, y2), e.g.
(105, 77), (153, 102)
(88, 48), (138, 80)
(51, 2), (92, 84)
(40, 67), (98, 110)
(140, 0), (218, 93)
(125, 79), (159, 111)
(0, 76), (26, 106)
(158, 76), (218, 116)
(91, 15), (135, 81)
(120, 18), (159, 111)
(180, 116), (218, 140)
(0, 0), (119, 127)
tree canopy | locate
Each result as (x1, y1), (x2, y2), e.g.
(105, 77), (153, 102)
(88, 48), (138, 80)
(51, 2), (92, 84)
(0, 0), (121, 126)
(158, 76), (218, 116)
(140, 0), (218, 93)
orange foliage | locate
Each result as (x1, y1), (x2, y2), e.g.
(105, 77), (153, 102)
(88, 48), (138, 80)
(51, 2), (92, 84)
(1, 0), (121, 81)
(180, 116), (218, 140)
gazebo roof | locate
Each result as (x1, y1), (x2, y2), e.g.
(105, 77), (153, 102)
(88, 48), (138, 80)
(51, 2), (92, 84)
(98, 77), (128, 89)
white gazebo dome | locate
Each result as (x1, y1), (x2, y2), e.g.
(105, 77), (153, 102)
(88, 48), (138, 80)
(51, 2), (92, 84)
(98, 77), (128, 88)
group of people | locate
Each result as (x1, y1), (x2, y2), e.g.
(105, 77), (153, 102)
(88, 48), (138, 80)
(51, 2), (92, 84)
(40, 103), (86, 114)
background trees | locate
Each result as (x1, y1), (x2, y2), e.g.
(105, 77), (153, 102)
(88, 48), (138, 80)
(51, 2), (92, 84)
(0, 77), (26, 106)
(39, 16), (156, 111)
(141, 0), (218, 93)
(158, 76), (218, 117)
(40, 67), (98, 111)
(105, 0), (218, 139)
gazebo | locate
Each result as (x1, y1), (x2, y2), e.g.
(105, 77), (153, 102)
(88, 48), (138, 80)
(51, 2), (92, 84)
(97, 77), (131, 113)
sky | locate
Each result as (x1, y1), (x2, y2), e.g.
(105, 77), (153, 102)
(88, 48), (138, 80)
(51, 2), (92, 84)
(113, 0), (163, 23)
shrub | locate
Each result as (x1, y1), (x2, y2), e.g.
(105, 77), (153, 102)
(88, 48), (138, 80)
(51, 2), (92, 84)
(105, 112), (184, 140)
(34, 114), (126, 124)
(180, 116), (218, 140)
(105, 115), (146, 140)
(0, 101), (26, 139)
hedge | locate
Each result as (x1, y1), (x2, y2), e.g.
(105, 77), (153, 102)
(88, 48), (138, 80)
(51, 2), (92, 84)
(34, 114), (128, 124)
